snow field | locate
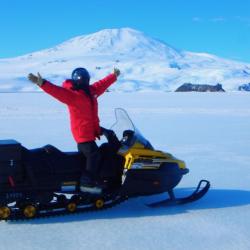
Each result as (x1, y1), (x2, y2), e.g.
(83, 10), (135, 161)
(0, 91), (250, 250)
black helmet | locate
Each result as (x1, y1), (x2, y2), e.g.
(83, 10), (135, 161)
(71, 68), (90, 89)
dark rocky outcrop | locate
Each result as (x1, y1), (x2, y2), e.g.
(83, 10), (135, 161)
(175, 83), (225, 92)
(238, 83), (250, 91)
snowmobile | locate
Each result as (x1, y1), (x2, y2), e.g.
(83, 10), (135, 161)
(0, 108), (210, 220)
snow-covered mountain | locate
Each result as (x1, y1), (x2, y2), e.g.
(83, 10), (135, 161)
(0, 27), (250, 92)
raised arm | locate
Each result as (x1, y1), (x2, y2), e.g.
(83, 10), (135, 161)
(41, 81), (79, 105)
(91, 68), (120, 97)
(28, 73), (79, 106)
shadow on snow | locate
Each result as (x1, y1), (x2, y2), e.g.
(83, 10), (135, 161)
(8, 188), (250, 225)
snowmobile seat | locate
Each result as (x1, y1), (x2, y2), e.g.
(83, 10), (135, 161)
(24, 144), (80, 161)
(21, 144), (85, 186)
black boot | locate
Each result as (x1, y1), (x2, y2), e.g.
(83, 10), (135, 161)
(80, 175), (103, 194)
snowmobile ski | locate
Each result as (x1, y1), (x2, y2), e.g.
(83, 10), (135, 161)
(147, 180), (210, 207)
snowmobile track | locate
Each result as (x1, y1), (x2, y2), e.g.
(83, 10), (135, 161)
(4, 196), (128, 222)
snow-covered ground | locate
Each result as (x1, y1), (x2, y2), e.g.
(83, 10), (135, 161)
(0, 91), (250, 250)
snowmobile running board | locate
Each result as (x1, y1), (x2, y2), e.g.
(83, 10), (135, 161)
(147, 180), (210, 207)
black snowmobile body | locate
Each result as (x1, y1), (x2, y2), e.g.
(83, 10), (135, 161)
(0, 109), (210, 220)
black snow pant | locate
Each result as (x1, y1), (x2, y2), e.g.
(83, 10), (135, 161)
(77, 141), (101, 181)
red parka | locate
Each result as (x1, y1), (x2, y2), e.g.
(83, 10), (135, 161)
(41, 73), (117, 143)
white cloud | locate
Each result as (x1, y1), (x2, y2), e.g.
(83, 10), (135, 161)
(210, 17), (226, 22)
(192, 17), (202, 22)
(192, 17), (226, 23)
(235, 16), (250, 26)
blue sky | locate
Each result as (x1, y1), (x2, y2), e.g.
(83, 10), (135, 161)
(1, 0), (250, 62)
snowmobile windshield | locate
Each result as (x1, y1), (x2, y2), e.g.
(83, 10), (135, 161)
(110, 108), (154, 151)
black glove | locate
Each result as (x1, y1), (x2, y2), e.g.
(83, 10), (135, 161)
(28, 72), (45, 87)
(100, 127), (115, 138)
(114, 68), (120, 77)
